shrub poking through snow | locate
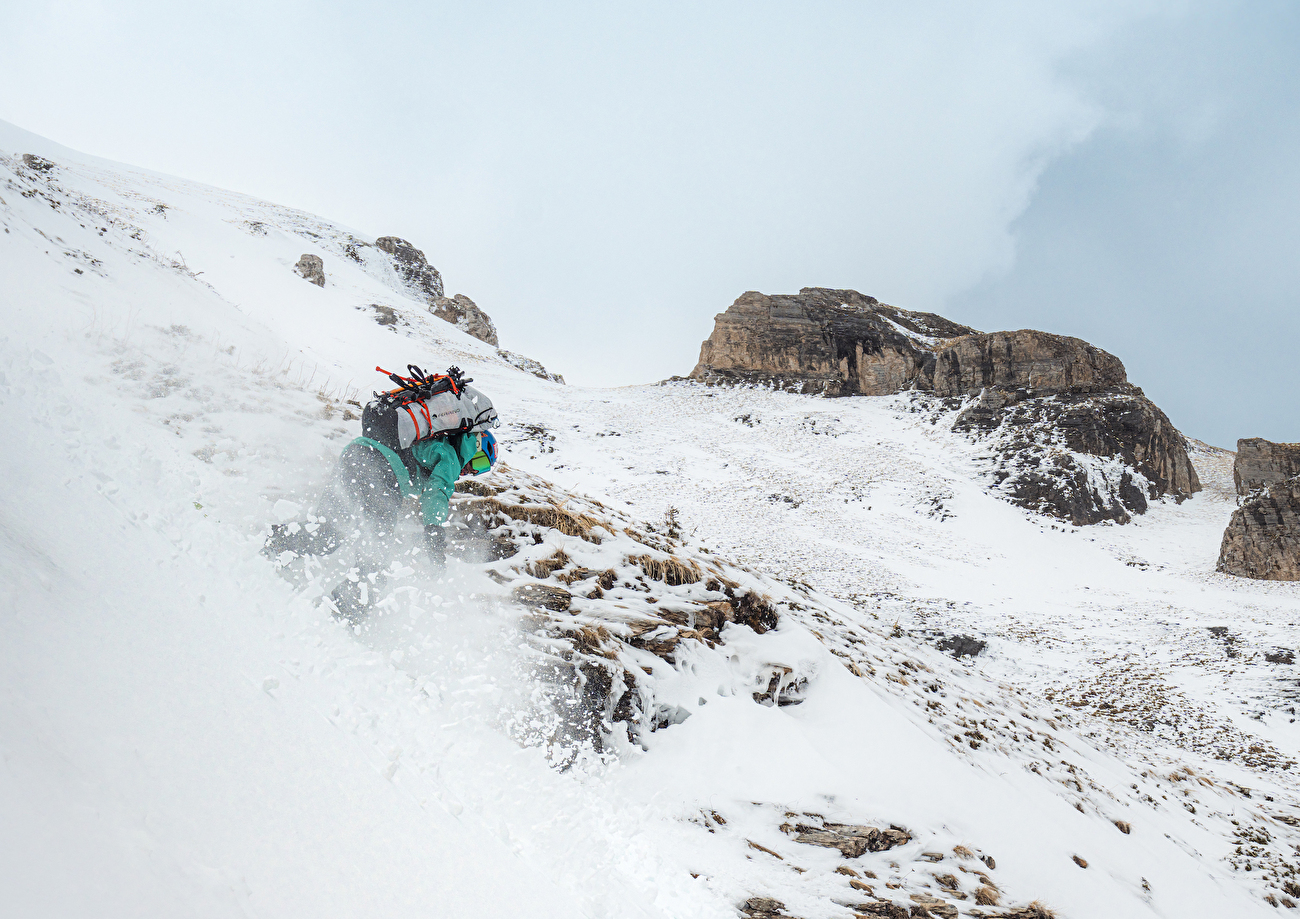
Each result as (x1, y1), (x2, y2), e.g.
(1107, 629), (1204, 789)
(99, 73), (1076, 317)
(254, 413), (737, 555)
(628, 552), (702, 586)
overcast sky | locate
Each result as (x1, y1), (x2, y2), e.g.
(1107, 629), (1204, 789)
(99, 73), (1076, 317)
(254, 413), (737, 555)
(2, 0), (1294, 446)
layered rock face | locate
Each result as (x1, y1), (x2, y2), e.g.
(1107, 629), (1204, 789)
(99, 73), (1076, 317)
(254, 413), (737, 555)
(1234, 438), (1300, 494)
(930, 330), (1126, 396)
(1219, 439), (1300, 581)
(693, 288), (977, 396)
(691, 287), (1200, 525)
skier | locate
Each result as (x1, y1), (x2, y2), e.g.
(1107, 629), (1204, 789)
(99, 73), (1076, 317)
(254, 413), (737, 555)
(265, 365), (498, 620)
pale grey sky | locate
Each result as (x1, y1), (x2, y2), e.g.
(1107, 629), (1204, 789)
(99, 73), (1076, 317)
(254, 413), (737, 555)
(2, 1), (1294, 446)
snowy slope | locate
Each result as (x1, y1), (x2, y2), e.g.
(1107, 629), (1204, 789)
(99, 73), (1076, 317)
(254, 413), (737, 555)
(2, 120), (1298, 918)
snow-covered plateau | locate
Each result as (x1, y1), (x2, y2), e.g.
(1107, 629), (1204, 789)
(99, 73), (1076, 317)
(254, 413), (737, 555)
(2, 119), (1298, 919)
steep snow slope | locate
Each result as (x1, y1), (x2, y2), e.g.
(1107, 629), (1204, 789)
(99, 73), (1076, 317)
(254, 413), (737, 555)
(2, 120), (1297, 918)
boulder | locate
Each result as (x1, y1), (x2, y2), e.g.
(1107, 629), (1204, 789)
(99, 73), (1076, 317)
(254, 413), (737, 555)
(432, 293), (499, 347)
(690, 287), (1200, 524)
(1218, 438), (1300, 581)
(294, 254), (325, 287)
(375, 236), (444, 300)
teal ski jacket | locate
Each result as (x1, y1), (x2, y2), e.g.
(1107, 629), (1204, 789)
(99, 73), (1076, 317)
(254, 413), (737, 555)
(349, 433), (480, 526)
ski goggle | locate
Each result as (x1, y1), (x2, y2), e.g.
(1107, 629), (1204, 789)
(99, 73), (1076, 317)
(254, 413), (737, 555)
(466, 430), (497, 475)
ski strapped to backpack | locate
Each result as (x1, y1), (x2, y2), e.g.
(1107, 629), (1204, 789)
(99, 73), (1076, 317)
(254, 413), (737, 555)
(361, 364), (500, 451)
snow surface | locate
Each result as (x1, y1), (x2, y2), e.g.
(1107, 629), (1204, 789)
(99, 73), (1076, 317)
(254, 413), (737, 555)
(3, 119), (1298, 918)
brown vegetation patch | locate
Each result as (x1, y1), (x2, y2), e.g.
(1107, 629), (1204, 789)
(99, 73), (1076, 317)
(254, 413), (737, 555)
(555, 566), (594, 585)
(528, 548), (571, 579)
(459, 496), (604, 543)
(628, 553), (702, 586)
(454, 478), (505, 497)
(511, 583), (572, 612)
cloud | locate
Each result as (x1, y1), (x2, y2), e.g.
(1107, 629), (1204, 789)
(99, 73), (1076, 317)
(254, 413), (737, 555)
(2, 1), (1175, 387)
(949, 0), (1300, 445)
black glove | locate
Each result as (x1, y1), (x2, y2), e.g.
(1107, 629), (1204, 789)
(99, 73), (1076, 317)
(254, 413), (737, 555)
(423, 524), (447, 568)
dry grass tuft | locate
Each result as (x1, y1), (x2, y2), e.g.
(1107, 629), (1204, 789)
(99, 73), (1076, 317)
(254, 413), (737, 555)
(628, 553), (702, 586)
(952, 844), (975, 859)
(1071, 855), (1088, 869)
(564, 623), (617, 657)
(1004, 900), (1057, 919)
(454, 478), (505, 497)
(974, 886), (1001, 906)
(1113, 819), (1131, 834)
(555, 566), (593, 585)
(460, 497), (603, 543)
(528, 548), (571, 579)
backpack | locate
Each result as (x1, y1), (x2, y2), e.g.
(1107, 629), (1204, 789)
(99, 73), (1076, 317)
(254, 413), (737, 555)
(361, 365), (499, 452)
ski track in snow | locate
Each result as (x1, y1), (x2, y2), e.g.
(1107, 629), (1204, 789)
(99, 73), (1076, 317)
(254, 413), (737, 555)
(3, 121), (1299, 918)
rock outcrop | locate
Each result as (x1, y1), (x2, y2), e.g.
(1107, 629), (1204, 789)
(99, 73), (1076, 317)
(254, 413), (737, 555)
(432, 293), (499, 348)
(1234, 438), (1300, 494)
(498, 349), (565, 384)
(692, 288), (977, 396)
(930, 329), (1126, 396)
(371, 237), (499, 347)
(690, 287), (1200, 525)
(375, 236), (444, 301)
(294, 253), (325, 287)
(1218, 439), (1300, 581)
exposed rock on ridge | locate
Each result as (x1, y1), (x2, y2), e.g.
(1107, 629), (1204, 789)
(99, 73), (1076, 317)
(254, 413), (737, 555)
(930, 329), (1126, 396)
(375, 235), (444, 301)
(690, 287), (1200, 525)
(432, 293), (499, 348)
(693, 288), (977, 396)
(1234, 438), (1300, 494)
(1219, 438), (1300, 581)
(372, 237), (499, 347)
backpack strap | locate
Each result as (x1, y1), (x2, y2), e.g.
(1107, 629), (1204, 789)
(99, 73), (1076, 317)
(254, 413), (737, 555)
(349, 436), (426, 499)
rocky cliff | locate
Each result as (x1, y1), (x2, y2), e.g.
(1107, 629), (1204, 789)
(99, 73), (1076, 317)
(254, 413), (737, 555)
(1234, 438), (1300, 494)
(1218, 439), (1300, 581)
(691, 287), (1200, 525)
(373, 237), (499, 346)
(692, 288), (976, 396)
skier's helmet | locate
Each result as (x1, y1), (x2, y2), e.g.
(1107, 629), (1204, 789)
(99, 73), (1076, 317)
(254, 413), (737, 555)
(465, 430), (497, 475)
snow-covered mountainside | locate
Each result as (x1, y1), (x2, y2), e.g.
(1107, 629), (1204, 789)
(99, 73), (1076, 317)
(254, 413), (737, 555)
(3, 120), (1299, 918)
